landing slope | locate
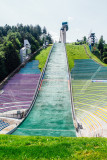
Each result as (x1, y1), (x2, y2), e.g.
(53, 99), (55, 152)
(13, 43), (76, 137)
(66, 44), (107, 137)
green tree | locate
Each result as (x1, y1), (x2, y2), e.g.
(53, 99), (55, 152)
(83, 36), (87, 44)
(0, 24), (52, 81)
(25, 32), (39, 52)
(4, 40), (20, 74)
(98, 36), (105, 55)
(35, 25), (42, 36)
(46, 33), (53, 44)
(7, 32), (21, 50)
(43, 26), (47, 34)
(0, 51), (7, 81)
(104, 44), (107, 52)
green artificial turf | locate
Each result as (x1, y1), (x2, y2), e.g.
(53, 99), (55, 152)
(0, 135), (106, 160)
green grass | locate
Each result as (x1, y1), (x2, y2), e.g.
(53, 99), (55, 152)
(66, 44), (89, 70)
(85, 45), (107, 67)
(0, 135), (106, 160)
(32, 46), (52, 71)
(66, 44), (107, 70)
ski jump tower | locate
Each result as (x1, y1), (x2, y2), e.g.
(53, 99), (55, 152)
(60, 22), (68, 43)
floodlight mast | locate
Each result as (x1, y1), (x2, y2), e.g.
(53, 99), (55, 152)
(60, 22), (68, 43)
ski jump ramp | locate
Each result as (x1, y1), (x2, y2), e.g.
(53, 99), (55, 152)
(12, 43), (76, 137)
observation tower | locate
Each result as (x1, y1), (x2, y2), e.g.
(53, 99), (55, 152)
(60, 22), (68, 43)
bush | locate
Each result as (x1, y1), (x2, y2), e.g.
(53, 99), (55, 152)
(103, 57), (107, 63)
(0, 52), (7, 81)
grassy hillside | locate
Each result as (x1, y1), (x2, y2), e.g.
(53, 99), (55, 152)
(0, 135), (106, 160)
(66, 44), (89, 70)
(85, 45), (107, 67)
(35, 46), (52, 71)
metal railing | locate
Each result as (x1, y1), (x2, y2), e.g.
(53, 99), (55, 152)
(7, 44), (54, 134)
(64, 44), (81, 135)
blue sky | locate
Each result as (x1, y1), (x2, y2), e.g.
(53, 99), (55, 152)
(0, 0), (107, 42)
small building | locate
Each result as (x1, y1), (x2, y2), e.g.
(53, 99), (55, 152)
(20, 40), (31, 62)
(24, 39), (31, 49)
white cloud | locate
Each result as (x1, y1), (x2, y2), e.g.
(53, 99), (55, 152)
(68, 17), (74, 22)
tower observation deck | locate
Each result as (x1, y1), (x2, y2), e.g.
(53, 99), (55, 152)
(60, 22), (68, 43)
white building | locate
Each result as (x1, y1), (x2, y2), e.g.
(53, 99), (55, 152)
(20, 40), (31, 62)
(24, 39), (31, 49)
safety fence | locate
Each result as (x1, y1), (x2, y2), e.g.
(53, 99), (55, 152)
(0, 119), (9, 131)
